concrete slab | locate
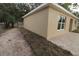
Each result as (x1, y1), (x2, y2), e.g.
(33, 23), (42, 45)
(49, 32), (79, 56)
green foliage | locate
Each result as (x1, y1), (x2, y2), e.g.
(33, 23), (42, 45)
(58, 3), (79, 18)
(7, 14), (15, 23)
(73, 12), (79, 17)
(58, 3), (72, 11)
(0, 3), (31, 28)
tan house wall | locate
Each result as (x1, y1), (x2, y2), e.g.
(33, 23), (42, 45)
(24, 6), (77, 39)
(71, 18), (76, 31)
(24, 8), (48, 38)
(47, 7), (76, 39)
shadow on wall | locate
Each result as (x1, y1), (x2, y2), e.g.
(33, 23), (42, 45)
(19, 27), (72, 56)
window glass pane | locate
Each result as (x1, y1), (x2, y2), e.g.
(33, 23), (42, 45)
(61, 16), (66, 29)
(62, 19), (65, 23)
(59, 16), (62, 22)
(62, 17), (66, 23)
(57, 23), (61, 30)
(61, 24), (64, 29)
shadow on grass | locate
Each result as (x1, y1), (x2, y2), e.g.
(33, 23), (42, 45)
(19, 27), (72, 56)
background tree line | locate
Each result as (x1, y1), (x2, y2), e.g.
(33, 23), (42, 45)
(0, 3), (41, 28)
(58, 3), (79, 17)
(0, 3), (78, 28)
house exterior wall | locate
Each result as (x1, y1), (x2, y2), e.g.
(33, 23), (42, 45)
(71, 18), (77, 31)
(24, 6), (77, 39)
(24, 7), (48, 38)
(47, 7), (76, 39)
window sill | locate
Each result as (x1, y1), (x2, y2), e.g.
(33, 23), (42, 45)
(57, 29), (64, 31)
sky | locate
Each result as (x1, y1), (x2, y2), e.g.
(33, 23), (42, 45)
(70, 3), (79, 12)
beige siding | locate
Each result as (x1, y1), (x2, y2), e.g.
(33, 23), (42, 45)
(47, 7), (76, 39)
(24, 6), (77, 39)
(24, 8), (48, 38)
(71, 18), (76, 31)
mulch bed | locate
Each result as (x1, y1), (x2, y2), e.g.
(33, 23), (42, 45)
(19, 27), (73, 56)
(72, 29), (79, 33)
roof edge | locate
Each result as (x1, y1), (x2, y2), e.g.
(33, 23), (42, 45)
(51, 3), (79, 19)
(22, 3), (79, 19)
(22, 3), (48, 18)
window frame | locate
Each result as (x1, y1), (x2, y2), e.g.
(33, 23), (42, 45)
(57, 16), (66, 31)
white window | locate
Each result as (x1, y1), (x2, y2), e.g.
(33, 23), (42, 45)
(57, 16), (66, 30)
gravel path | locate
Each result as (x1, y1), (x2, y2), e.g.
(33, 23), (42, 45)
(49, 32), (79, 56)
(0, 28), (33, 56)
